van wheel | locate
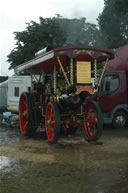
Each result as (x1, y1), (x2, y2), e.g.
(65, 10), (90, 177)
(112, 111), (127, 128)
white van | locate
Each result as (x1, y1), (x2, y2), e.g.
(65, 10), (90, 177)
(0, 80), (8, 111)
(7, 76), (31, 112)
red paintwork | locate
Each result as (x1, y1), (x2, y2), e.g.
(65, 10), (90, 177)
(76, 85), (94, 95)
(87, 44), (128, 113)
(32, 45), (114, 72)
(100, 44), (128, 112)
(84, 103), (98, 139)
(98, 71), (127, 112)
(106, 44), (128, 72)
(14, 45), (114, 73)
(19, 94), (28, 135)
(16, 45), (115, 142)
(45, 103), (56, 142)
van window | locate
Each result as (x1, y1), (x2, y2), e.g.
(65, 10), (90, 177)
(103, 74), (119, 95)
(14, 87), (19, 97)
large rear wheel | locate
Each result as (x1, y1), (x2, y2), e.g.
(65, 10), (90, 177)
(19, 92), (37, 136)
(84, 101), (103, 142)
(45, 102), (60, 144)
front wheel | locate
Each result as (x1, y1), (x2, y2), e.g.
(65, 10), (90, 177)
(45, 102), (60, 144)
(84, 101), (103, 142)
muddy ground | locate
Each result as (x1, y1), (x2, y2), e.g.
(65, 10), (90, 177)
(0, 125), (128, 193)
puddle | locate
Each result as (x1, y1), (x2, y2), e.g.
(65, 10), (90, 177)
(0, 127), (21, 145)
(0, 156), (18, 172)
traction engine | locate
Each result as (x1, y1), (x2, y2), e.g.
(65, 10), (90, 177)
(14, 45), (114, 144)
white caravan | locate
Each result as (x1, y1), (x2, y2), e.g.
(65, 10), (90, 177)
(0, 80), (8, 110)
(7, 76), (31, 112)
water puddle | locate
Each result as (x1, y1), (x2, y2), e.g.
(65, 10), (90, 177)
(0, 127), (21, 145)
(0, 156), (18, 172)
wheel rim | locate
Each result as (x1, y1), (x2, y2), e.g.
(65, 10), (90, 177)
(116, 115), (126, 127)
(19, 94), (28, 135)
(84, 103), (98, 140)
(45, 103), (56, 142)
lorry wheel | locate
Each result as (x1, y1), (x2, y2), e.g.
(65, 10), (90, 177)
(19, 92), (36, 136)
(45, 102), (60, 144)
(112, 111), (127, 128)
(84, 101), (103, 142)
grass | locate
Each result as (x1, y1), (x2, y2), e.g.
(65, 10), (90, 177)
(0, 163), (89, 193)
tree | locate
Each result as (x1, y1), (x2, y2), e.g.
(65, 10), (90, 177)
(98, 0), (128, 49)
(7, 15), (100, 70)
(7, 16), (65, 70)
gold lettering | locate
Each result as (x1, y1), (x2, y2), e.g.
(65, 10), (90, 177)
(59, 51), (65, 54)
(73, 49), (81, 54)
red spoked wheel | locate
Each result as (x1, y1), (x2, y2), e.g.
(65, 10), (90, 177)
(84, 101), (103, 142)
(45, 102), (60, 144)
(19, 92), (36, 136)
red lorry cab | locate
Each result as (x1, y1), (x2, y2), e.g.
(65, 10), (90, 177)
(87, 44), (128, 128)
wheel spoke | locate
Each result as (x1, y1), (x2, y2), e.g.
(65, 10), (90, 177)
(49, 108), (52, 120)
(23, 121), (28, 132)
(22, 99), (28, 109)
(22, 109), (28, 118)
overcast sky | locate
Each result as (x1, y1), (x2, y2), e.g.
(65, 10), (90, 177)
(0, 0), (104, 76)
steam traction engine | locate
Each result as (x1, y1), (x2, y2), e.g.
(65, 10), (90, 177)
(14, 45), (114, 144)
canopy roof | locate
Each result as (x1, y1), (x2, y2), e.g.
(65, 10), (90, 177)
(14, 45), (114, 73)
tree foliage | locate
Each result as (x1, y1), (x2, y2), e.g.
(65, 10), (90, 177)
(98, 0), (128, 49)
(7, 15), (100, 70)
(7, 16), (64, 69)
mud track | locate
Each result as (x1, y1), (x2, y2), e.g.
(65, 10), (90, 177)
(0, 126), (128, 193)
